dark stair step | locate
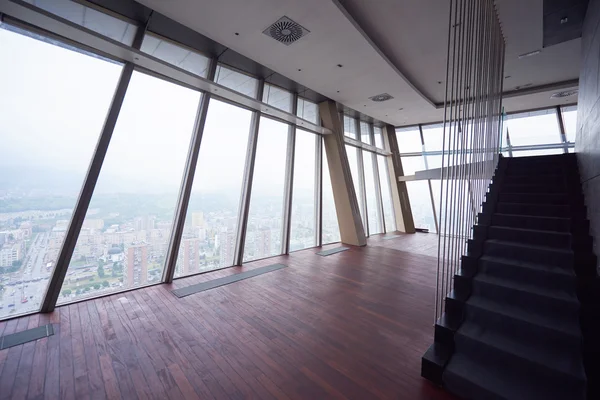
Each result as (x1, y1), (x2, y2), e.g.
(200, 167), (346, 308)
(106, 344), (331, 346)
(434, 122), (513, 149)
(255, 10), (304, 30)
(498, 192), (570, 205)
(487, 225), (571, 249)
(501, 183), (567, 194)
(444, 353), (586, 400)
(478, 255), (577, 293)
(490, 202), (586, 218)
(506, 164), (565, 176)
(456, 320), (586, 386)
(490, 213), (572, 233)
(472, 273), (580, 320)
(483, 239), (573, 268)
(503, 173), (565, 185)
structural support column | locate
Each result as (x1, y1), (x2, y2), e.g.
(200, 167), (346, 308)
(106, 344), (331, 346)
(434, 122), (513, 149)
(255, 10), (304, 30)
(556, 106), (569, 153)
(318, 100), (366, 246)
(41, 63), (135, 312)
(383, 124), (416, 233)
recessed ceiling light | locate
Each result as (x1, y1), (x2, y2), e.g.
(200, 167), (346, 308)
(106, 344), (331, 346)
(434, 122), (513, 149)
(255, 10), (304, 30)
(336, 90), (340, 93)
(505, 75), (511, 79)
(235, 32), (240, 36)
(399, 108), (404, 111)
(337, 64), (343, 68)
(518, 50), (541, 59)
(437, 81), (442, 84)
(298, 68), (302, 71)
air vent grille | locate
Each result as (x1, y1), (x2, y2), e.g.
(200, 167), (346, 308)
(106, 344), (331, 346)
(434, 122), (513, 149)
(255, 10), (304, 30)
(369, 93), (394, 102)
(263, 16), (309, 45)
(551, 90), (578, 98)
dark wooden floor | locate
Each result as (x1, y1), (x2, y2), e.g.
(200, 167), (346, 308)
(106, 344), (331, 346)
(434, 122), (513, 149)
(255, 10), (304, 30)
(0, 232), (456, 400)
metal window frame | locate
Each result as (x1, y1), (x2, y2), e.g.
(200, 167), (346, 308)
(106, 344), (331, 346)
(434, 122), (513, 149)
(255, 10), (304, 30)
(162, 60), (217, 283)
(369, 124), (386, 235)
(315, 134), (323, 246)
(419, 124), (440, 234)
(556, 105), (569, 153)
(352, 118), (369, 236)
(233, 80), (264, 266)
(280, 93), (298, 255)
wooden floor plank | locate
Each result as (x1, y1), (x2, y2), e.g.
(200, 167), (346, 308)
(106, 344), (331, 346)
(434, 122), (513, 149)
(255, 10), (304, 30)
(0, 233), (455, 400)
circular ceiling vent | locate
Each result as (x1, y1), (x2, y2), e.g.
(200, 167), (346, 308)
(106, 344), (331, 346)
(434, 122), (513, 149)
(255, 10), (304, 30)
(263, 17), (310, 46)
(369, 93), (394, 102)
(551, 90), (578, 98)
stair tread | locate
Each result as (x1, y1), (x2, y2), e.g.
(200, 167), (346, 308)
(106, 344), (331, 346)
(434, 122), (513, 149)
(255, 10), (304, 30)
(473, 273), (578, 303)
(466, 294), (581, 338)
(457, 320), (586, 380)
(444, 353), (585, 400)
(479, 255), (575, 276)
(485, 239), (573, 255)
(490, 225), (571, 238)
(493, 213), (570, 222)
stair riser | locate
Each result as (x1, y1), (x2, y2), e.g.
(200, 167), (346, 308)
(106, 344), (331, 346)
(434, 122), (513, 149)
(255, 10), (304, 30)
(491, 203), (587, 218)
(454, 333), (586, 392)
(483, 241), (573, 268)
(501, 184), (569, 194)
(491, 213), (570, 232)
(488, 226), (571, 249)
(499, 193), (582, 205)
(479, 258), (577, 293)
(443, 369), (506, 400)
(465, 304), (581, 350)
(472, 279), (579, 320)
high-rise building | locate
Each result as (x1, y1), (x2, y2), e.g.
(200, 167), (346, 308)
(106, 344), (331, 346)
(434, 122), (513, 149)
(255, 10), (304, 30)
(126, 244), (148, 286)
(256, 227), (271, 259)
(191, 212), (205, 229)
(181, 237), (201, 275)
(218, 228), (235, 267)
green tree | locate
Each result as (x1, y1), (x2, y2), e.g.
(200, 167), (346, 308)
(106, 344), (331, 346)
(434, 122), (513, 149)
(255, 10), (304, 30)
(62, 289), (72, 297)
(76, 289), (82, 295)
(93, 284), (101, 290)
(12, 260), (23, 268)
(97, 263), (105, 278)
(102, 280), (109, 288)
(84, 287), (90, 292)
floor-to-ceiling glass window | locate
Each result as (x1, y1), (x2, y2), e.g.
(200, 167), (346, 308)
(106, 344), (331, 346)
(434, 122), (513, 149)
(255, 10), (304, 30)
(141, 33), (210, 78)
(561, 105), (577, 145)
(401, 156), (436, 232)
(322, 141), (341, 244)
(344, 115), (358, 139)
(243, 118), (289, 261)
(363, 151), (383, 235)
(360, 121), (371, 144)
(297, 98), (319, 124)
(506, 109), (563, 156)
(262, 84), (293, 112)
(215, 65), (259, 98)
(345, 145), (365, 223)
(175, 100), (253, 278)
(0, 26), (123, 318)
(59, 71), (201, 303)
(377, 155), (396, 232)
(290, 130), (318, 251)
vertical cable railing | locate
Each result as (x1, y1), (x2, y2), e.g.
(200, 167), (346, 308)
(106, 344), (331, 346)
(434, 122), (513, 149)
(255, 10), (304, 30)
(435, 0), (505, 322)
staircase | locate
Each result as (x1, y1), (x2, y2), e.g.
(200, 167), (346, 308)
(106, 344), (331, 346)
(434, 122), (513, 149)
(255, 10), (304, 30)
(422, 154), (600, 400)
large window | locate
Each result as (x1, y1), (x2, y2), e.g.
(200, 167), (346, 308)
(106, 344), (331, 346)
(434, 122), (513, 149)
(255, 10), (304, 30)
(263, 84), (293, 112)
(59, 72), (200, 304)
(344, 116), (358, 139)
(175, 100), (253, 278)
(215, 65), (259, 98)
(506, 109), (562, 146)
(24, 0), (138, 45)
(243, 118), (289, 261)
(290, 130), (317, 251)
(297, 98), (319, 124)
(141, 33), (210, 78)
(422, 124), (445, 152)
(345, 145), (364, 222)
(363, 151), (382, 235)
(396, 127), (423, 153)
(561, 105), (577, 143)
(0, 26), (122, 318)
(373, 126), (384, 149)
(322, 143), (341, 244)
(360, 121), (372, 144)
(377, 156), (396, 232)
(401, 157), (436, 231)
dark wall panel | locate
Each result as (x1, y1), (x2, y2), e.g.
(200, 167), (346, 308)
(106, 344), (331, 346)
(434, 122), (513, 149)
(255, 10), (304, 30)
(576, 0), (600, 272)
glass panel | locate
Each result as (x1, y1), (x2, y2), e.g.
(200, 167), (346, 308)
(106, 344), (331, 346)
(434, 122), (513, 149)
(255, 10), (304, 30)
(322, 144), (341, 244)
(561, 105), (577, 143)
(141, 33), (210, 78)
(377, 156), (396, 232)
(344, 116), (358, 139)
(215, 65), (258, 98)
(422, 124), (445, 152)
(290, 130), (317, 251)
(297, 98), (319, 125)
(243, 118), (288, 261)
(506, 109), (562, 146)
(24, 0), (137, 45)
(396, 126), (422, 153)
(406, 181), (436, 232)
(262, 84), (292, 112)
(374, 126), (384, 149)
(59, 72), (200, 304)
(512, 148), (564, 157)
(0, 27), (122, 319)
(346, 145), (364, 222)
(363, 151), (382, 235)
(176, 100), (252, 278)
(401, 156), (425, 175)
(360, 121), (372, 145)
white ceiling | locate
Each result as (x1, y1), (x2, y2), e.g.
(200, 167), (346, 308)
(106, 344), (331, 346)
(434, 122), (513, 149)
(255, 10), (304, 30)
(136, 0), (581, 126)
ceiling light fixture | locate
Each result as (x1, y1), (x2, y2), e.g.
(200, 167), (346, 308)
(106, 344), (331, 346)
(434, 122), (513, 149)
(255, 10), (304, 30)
(518, 50), (541, 59)
(369, 93), (394, 102)
(551, 90), (578, 98)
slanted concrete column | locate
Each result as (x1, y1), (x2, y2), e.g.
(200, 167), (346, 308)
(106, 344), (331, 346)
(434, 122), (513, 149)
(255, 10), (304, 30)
(383, 124), (416, 233)
(318, 101), (367, 246)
